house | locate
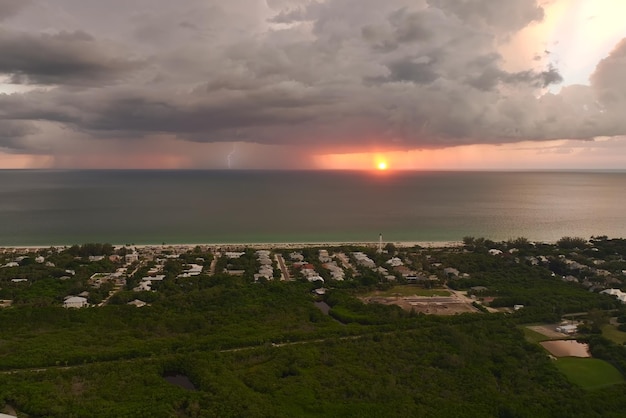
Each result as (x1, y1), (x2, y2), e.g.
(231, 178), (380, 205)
(353, 252), (375, 268)
(556, 324), (578, 335)
(134, 281), (153, 292)
(601, 288), (626, 303)
(289, 252), (304, 262)
(225, 252), (245, 259)
(443, 267), (460, 277)
(386, 257), (404, 267)
(178, 264), (203, 277)
(318, 250), (332, 263)
(127, 299), (147, 308)
(64, 296), (88, 308)
(394, 265), (414, 277)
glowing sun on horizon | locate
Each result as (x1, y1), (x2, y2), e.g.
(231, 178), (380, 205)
(377, 161), (388, 170)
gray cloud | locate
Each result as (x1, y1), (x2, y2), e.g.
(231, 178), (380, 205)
(0, 0), (624, 157)
(426, 0), (544, 34)
(0, 120), (39, 150)
(0, 29), (144, 86)
(0, 0), (31, 21)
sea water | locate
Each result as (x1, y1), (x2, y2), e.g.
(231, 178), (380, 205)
(1, 170), (625, 246)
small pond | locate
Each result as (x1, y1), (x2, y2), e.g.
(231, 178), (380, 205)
(164, 374), (197, 391)
(314, 301), (331, 315)
(540, 340), (590, 358)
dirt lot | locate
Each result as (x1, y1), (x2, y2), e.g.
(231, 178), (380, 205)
(362, 294), (479, 315)
(527, 325), (566, 339)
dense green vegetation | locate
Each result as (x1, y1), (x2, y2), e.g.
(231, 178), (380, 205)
(2, 239), (626, 416)
(440, 251), (619, 322)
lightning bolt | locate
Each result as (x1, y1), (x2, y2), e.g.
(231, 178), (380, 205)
(227, 143), (237, 169)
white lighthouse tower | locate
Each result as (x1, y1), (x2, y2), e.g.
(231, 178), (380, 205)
(377, 233), (383, 253)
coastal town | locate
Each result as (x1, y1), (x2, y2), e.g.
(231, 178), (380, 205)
(2, 236), (626, 323)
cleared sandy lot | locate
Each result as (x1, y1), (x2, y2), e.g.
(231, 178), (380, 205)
(362, 294), (479, 315)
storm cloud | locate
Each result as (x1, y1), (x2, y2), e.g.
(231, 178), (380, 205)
(0, 0), (625, 156)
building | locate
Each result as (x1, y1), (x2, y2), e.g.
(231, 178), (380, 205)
(63, 296), (88, 308)
(601, 288), (626, 303)
(556, 324), (578, 334)
(127, 299), (147, 308)
(386, 257), (404, 267)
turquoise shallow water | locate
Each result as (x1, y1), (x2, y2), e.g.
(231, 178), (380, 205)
(1, 170), (625, 246)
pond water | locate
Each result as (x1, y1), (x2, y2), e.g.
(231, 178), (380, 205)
(314, 301), (331, 315)
(540, 340), (590, 358)
(164, 374), (196, 391)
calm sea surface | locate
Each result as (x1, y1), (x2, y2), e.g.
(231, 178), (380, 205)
(1, 170), (625, 246)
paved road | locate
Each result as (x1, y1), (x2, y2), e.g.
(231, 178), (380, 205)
(276, 254), (290, 281)
(209, 252), (219, 276)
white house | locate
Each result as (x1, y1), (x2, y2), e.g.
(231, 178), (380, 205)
(63, 296), (88, 308)
(289, 252), (304, 262)
(225, 252), (245, 259)
(601, 288), (626, 304)
(556, 324), (578, 334)
(318, 250), (332, 263)
(178, 264), (203, 277)
(386, 257), (404, 267)
(127, 299), (147, 308)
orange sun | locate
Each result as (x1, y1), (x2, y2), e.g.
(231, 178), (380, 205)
(377, 161), (388, 170)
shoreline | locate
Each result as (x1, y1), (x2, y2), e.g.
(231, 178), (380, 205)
(0, 240), (465, 251)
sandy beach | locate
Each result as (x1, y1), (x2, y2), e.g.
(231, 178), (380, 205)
(0, 240), (464, 252)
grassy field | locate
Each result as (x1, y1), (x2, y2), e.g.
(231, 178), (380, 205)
(554, 357), (624, 390)
(367, 286), (451, 297)
(522, 326), (551, 344)
(602, 324), (626, 344)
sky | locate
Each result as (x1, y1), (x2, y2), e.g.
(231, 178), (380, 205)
(0, 0), (625, 170)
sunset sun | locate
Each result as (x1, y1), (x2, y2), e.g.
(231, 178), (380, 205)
(377, 161), (388, 170)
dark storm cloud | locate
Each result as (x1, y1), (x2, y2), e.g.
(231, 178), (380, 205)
(0, 0), (31, 21)
(0, 0), (624, 154)
(0, 120), (39, 150)
(0, 29), (144, 86)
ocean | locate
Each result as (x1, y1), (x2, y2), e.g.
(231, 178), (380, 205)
(1, 170), (625, 246)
